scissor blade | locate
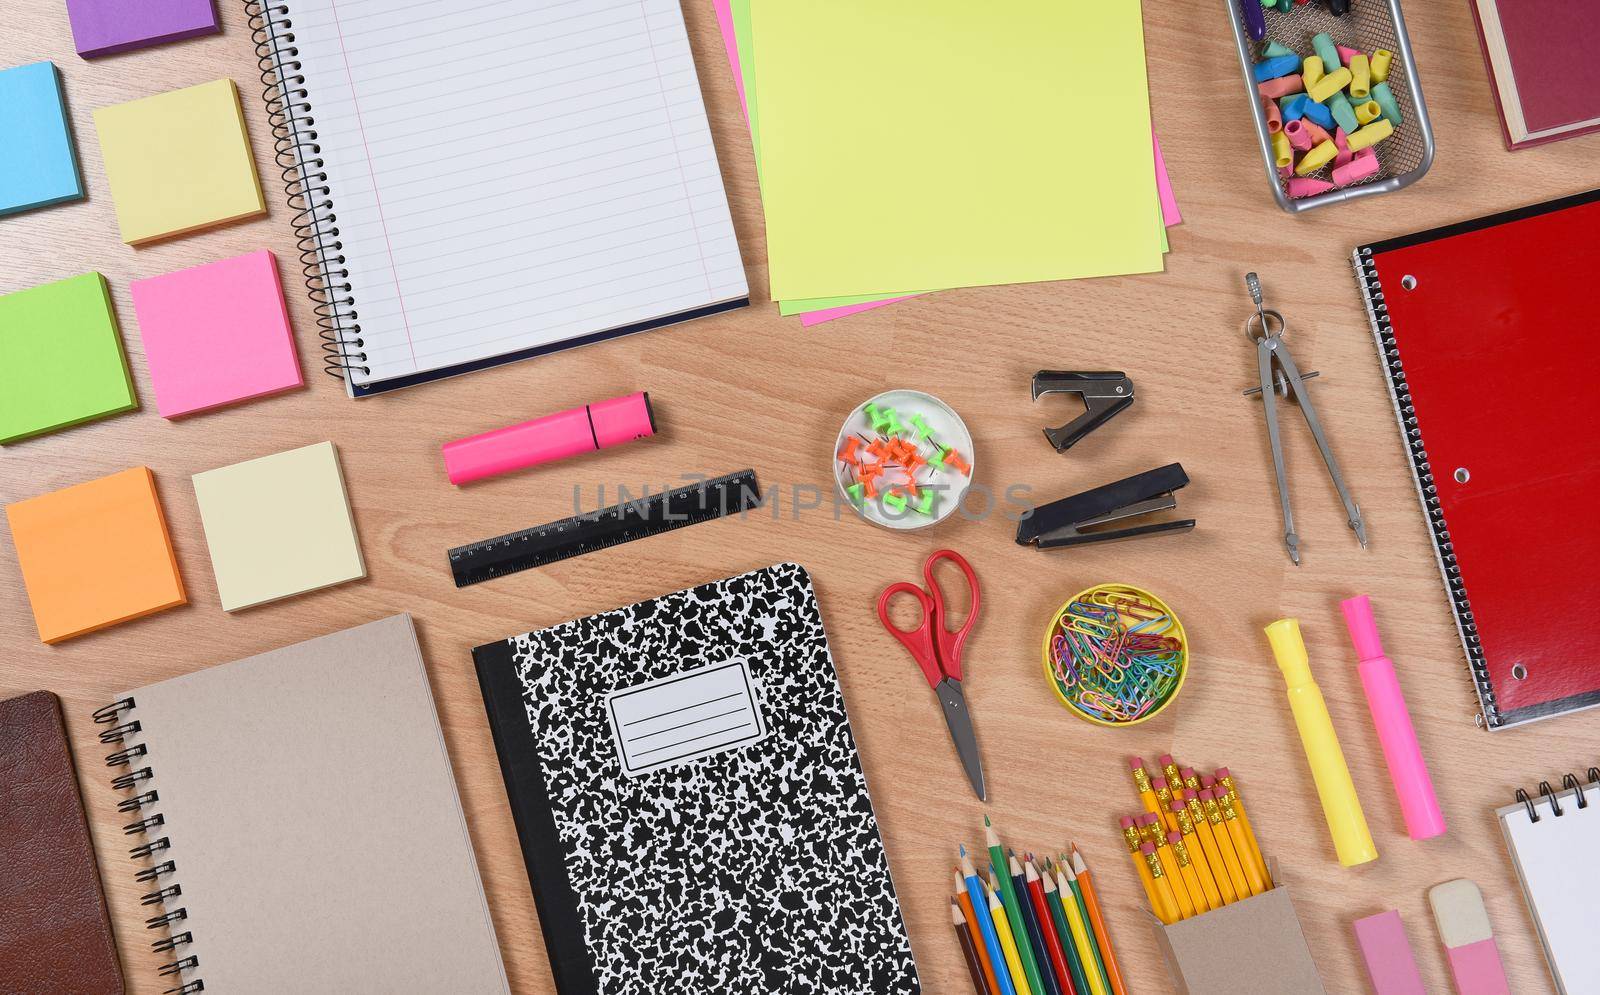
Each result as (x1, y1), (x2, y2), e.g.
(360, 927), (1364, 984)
(936, 680), (986, 801)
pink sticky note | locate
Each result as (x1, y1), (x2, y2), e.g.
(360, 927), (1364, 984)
(130, 250), (302, 418)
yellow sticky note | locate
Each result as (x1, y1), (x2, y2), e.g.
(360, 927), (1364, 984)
(93, 78), (265, 245)
(192, 441), (365, 611)
(752, 1), (1163, 301)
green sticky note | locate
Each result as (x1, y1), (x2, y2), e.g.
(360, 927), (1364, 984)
(750, 0), (1164, 301)
(0, 273), (137, 444)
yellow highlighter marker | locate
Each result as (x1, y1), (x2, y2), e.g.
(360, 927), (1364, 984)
(1264, 618), (1378, 868)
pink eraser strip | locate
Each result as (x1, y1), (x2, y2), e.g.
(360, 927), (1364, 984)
(1446, 940), (1510, 995)
(1353, 910), (1425, 995)
(1342, 594), (1447, 840)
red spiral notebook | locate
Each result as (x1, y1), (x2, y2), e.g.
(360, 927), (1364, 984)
(1353, 189), (1600, 730)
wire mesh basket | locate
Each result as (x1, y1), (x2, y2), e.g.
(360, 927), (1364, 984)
(1226, 0), (1434, 212)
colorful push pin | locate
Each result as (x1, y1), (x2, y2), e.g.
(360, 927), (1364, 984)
(838, 436), (861, 465)
(883, 489), (908, 514)
(866, 403), (901, 436)
(913, 490), (937, 516)
(946, 450), (972, 476)
(909, 412), (934, 442)
(862, 474), (881, 499)
(846, 482), (865, 504)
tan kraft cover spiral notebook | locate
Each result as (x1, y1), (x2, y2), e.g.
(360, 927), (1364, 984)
(93, 614), (508, 994)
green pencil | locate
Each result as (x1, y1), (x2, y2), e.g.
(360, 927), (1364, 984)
(1063, 853), (1112, 995)
(1040, 858), (1092, 995)
(986, 817), (1046, 995)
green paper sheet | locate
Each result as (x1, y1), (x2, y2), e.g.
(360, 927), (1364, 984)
(0, 273), (137, 444)
(751, 0), (1164, 302)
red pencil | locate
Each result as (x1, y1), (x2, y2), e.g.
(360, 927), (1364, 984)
(953, 896), (990, 995)
(1026, 857), (1079, 995)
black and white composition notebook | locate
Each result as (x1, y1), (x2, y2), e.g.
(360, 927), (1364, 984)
(249, 0), (748, 396)
(473, 563), (921, 994)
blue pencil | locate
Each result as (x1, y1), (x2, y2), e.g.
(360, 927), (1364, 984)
(962, 847), (1018, 995)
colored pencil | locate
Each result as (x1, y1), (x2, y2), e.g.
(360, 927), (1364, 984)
(987, 881), (1033, 995)
(1041, 861), (1091, 995)
(988, 820), (1047, 995)
(1027, 859), (1082, 995)
(1072, 846), (1126, 995)
(1002, 865), (1059, 995)
(954, 897), (991, 995)
(962, 849), (1019, 995)
(956, 872), (1002, 995)
(1056, 860), (1108, 995)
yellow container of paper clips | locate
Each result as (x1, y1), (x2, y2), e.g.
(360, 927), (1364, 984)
(1041, 583), (1189, 727)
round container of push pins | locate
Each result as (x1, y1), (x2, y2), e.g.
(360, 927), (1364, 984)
(832, 389), (975, 531)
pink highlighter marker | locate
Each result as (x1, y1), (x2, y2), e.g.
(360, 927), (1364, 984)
(442, 391), (656, 485)
(1341, 595), (1446, 840)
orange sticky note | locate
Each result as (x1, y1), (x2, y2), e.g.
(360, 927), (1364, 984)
(6, 467), (186, 643)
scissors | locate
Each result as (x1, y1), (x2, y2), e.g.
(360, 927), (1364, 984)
(876, 549), (986, 800)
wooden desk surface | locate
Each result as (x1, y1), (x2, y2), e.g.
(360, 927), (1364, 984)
(4, 2), (1594, 992)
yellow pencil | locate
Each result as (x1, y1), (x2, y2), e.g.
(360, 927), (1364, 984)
(1172, 801), (1224, 910)
(1180, 765), (1203, 797)
(1120, 816), (1160, 914)
(1200, 788), (1253, 899)
(1153, 829), (1195, 919)
(1216, 767), (1272, 888)
(1054, 862), (1109, 995)
(1129, 758), (1163, 821)
(1168, 829), (1212, 915)
(1151, 776), (1181, 834)
(987, 881), (1034, 995)
(1140, 842), (1179, 924)
(1218, 790), (1268, 896)
(1159, 754), (1185, 803)
(1185, 795), (1238, 904)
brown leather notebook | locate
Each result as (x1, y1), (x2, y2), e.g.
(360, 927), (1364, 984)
(0, 690), (125, 995)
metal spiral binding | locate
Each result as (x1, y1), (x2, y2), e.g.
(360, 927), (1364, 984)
(1514, 770), (1598, 823)
(1353, 246), (1496, 728)
(94, 697), (204, 994)
(245, 0), (367, 381)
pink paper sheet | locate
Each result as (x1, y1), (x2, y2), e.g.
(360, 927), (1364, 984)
(716, 0), (1179, 323)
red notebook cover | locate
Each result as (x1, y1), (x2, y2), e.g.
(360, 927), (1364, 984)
(1354, 189), (1600, 729)
(1467, 0), (1600, 149)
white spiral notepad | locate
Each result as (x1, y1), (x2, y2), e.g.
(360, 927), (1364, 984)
(250, 0), (747, 395)
(1496, 769), (1600, 994)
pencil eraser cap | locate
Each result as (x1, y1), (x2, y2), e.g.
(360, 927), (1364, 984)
(1340, 594), (1386, 659)
(1140, 813), (1159, 826)
(1170, 800), (1185, 812)
(1200, 775), (1216, 788)
(1167, 830), (1182, 844)
(1130, 756), (1146, 770)
(1140, 842), (1156, 855)
(1213, 767), (1229, 779)
(1153, 776), (1168, 789)
(1159, 754), (1175, 766)
(589, 391), (655, 448)
(1120, 815), (1135, 829)
(1198, 788), (1214, 800)
(1182, 766), (1198, 780)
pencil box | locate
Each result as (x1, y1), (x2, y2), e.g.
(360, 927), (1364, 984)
(1225, 0), (1434, 213)
(1152, 878), (1327, 993)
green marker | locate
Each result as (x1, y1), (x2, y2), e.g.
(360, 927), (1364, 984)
(986, 817), (1047, 995)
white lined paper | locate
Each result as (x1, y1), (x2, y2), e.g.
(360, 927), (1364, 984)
(605, 661), (768, 776)
(273, 0), (746, 391)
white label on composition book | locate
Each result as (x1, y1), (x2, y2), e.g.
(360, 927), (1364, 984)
(604, 661), (768, 777)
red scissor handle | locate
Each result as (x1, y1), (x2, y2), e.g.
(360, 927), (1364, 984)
(876, 549), (980, 688)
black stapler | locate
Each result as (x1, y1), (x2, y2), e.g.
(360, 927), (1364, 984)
(1032, 371), (1135, 452)
(1016, 463), (1194, 549)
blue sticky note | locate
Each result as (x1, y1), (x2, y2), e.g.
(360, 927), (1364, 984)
(0, 62), (84, 217)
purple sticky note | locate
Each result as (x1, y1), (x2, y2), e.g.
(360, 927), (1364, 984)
(66, 0), (220, 59)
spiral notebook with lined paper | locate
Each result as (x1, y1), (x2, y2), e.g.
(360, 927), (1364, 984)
(93, 615), (509, 993)
(1497, 769), (1600, 994)
(250, 0), (747, 396)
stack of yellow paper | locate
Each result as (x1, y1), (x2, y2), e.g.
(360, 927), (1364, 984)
(740, 0), (1166, 309)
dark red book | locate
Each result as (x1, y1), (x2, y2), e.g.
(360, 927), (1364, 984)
(1469, 0), (1600, 148)
(1354, 189), (1600, 729)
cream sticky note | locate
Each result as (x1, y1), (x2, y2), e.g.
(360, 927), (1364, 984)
(0, 273), (137, 444)
(131, 250), (302, 417)
(93, 78), (266, 245)
(750, 1), (1163, 300)
(193, 441), (365, 611)
(6, 467), (186, 643)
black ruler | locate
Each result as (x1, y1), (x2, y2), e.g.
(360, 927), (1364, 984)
(448, 469), (761, 587)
